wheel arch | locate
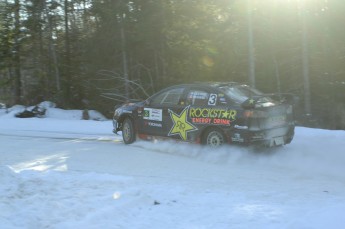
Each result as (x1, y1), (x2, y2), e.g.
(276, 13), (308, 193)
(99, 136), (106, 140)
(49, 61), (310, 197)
(117, 114), (135, 130)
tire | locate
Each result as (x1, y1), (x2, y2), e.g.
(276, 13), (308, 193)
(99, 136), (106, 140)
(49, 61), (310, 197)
(202, 128), (225, 147)
(122, 118), (136, 144)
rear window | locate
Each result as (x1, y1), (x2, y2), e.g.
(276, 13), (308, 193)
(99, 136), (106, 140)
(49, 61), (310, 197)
(219, 85), (263, 104)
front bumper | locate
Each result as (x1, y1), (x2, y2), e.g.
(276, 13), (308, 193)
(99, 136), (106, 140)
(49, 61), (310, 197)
(113, 119), (119, 134)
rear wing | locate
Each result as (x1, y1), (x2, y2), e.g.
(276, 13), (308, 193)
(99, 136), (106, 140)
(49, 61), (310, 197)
(242, 93), (299, 109)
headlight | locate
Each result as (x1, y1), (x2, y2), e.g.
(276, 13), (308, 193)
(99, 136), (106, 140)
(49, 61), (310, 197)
(114, 108), (122, 117)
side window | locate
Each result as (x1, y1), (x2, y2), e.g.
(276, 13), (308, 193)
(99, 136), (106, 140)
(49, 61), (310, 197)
(151, 88), (185, 105)
(186, 90), (209, 106)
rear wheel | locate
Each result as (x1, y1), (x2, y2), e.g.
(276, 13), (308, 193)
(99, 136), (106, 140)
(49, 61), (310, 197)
(202, 128), (225, 147)
(122, 118), (136, 144)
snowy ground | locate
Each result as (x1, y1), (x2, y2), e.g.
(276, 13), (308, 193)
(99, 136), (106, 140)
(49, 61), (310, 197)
(1, 106), (345, 229)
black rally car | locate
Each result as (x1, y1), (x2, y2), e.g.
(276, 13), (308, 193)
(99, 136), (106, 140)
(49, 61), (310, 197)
(113, 82), (295, 147)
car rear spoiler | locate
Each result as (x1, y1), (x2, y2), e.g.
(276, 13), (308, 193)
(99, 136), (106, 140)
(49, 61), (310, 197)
(242, 93), (299, 109)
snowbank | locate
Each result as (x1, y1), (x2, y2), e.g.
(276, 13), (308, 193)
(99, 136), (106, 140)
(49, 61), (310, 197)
(1, 108), (345, 229)
(0, 101), (107, 121)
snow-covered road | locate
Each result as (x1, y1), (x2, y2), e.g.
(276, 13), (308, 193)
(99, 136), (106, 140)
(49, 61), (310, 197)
(1, 116), (345, 229)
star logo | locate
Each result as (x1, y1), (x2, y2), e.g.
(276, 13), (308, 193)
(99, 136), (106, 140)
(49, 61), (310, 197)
(168, 106), (197, 141)
(222, 110), (230, 119)
(249, 99), (255, 104)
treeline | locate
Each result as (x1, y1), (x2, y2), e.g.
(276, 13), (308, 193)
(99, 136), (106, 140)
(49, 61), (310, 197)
(0, 0), (344, 129)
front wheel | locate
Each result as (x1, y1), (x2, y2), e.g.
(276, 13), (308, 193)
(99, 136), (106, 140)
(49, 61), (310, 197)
(202, 128), (225, 147)
(122, 118), (136, 144)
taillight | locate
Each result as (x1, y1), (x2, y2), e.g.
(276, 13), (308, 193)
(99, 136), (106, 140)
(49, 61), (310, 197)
(243, 110), (267, 118)
(244, 110), (253, 118)
(286, 105), (293, 114)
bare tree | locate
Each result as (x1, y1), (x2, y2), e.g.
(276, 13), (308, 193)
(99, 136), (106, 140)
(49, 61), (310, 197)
(119, 13), (129, 100)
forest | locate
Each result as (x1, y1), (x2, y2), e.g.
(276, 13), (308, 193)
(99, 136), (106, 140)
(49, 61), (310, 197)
(0, 0), (344, 129)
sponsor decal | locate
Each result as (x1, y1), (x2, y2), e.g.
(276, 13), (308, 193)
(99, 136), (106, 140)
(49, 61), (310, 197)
(232, 133), (244, 142)
(234, 125), (248, 130)
(145, 121), (162, 128)
(208, 94), (217, 106)
(168, 106), (197, 141)
(189, 107), (237, 126)
(143, 108), (162, 121)
(219, 94), (227, 104)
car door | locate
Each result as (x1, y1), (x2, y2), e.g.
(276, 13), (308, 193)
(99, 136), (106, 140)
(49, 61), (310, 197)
(186, 86), (239, 130)
(138, 86), (187, 139)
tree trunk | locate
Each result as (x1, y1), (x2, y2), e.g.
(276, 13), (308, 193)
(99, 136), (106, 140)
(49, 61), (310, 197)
(247, 0), (255, 88)
(64, 0), (71, 105)
(273, 55), (281, 94)
(48, 14), (61, 92)
(13, 0), (22, 104)
(120, 14), (129, 100)
(301, 1), (311, 115)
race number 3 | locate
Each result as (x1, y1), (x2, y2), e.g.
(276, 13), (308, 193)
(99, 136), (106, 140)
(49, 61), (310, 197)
(208, 94), (217, 106)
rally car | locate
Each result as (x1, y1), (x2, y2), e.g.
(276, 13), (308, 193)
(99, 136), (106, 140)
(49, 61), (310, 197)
(113, 82), (295, 147)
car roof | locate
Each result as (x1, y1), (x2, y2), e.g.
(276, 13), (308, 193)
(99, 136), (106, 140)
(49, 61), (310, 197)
(171, 82), (244, 89)
(148, 82), (249, 100)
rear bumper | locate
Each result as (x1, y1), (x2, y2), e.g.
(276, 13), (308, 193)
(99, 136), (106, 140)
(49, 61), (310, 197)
(229, 125), (295, 147)
(249, 126), (295, 147)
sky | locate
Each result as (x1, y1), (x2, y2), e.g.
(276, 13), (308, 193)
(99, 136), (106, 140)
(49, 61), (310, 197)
(1, 104), (345, 229)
